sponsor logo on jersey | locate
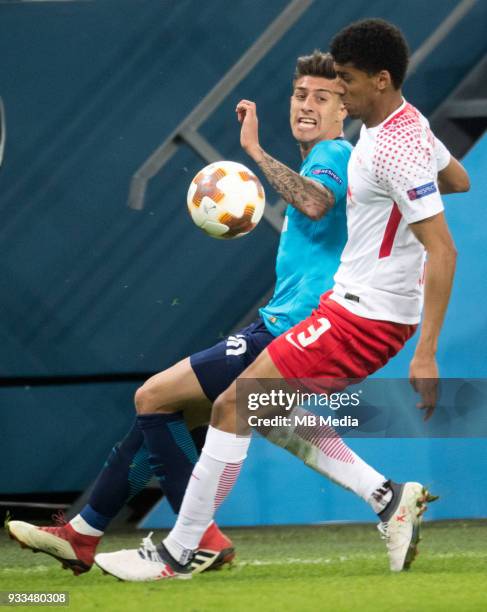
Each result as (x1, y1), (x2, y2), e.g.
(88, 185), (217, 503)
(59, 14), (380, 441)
(311, 168), (343, 184)
(407, 181), (437, 201)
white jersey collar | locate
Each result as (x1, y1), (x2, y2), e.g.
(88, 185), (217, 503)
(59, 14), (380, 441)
(365, 98), (407, 136)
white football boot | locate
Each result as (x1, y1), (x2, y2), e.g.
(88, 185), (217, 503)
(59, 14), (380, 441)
(6, 518), (100, 575)
(377, 481), (438, 572)
(94, 532), (192, 581)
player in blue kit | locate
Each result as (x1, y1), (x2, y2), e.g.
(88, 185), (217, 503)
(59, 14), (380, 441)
(259, 136), (350, 337)
(95, 20), (470, 582)
(7, 51), (351, 574)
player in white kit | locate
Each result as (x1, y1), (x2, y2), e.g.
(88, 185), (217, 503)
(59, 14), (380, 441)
(93, 19), (469, 580)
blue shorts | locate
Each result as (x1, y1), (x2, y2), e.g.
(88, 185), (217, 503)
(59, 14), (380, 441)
(190, 318), (274, 401)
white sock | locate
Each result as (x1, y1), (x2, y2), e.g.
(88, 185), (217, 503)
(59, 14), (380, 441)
(267, 407), (385, 503)
(164, 426), (250, 563)
(368, 482), (393, 514)
(69, 514), (104, 537)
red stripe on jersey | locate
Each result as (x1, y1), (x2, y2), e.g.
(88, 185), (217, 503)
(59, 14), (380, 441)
(379, 202), (402, 259)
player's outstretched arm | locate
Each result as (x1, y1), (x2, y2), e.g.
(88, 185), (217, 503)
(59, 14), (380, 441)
(236, 99), (335, 220)
(408, 212), (457, 420)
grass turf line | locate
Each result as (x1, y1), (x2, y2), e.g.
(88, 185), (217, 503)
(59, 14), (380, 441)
(1, 521), (487, 611)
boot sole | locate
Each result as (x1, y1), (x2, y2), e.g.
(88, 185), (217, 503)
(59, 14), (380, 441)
(403, 486), (438, 571)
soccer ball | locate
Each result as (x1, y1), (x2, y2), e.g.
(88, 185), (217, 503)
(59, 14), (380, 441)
(187, 161), (265, 239)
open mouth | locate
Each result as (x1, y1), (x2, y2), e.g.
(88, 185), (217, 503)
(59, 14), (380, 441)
(297, 117), (317, 128)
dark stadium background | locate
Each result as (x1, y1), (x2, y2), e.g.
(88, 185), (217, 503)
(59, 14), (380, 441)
(0, 0), (485, 527)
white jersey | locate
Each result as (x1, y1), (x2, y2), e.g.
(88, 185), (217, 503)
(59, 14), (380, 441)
(331, 100), (445, 324)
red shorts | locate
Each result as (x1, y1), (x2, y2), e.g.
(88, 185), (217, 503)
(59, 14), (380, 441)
(267, 292), (416, 387)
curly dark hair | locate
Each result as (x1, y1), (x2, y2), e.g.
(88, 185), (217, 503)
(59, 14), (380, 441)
(330, 19), (409, 89)
(293, 50), (336, 85)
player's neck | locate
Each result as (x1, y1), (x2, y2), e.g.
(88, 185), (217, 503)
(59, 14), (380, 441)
(299, 128), (343, 159)
(363, 92), (404, 128)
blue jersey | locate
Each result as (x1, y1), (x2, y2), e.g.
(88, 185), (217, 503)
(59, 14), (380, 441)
(260, 138), (352, 336)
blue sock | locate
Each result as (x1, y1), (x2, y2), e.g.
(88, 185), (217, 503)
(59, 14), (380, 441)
(80, 419), (153, 531)
(137, 412), (198, 513)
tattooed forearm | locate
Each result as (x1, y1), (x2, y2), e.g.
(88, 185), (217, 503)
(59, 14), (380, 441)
(256, 151), (335, 219)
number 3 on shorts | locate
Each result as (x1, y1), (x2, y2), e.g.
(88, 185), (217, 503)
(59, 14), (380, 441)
(285, 317), (331, 350)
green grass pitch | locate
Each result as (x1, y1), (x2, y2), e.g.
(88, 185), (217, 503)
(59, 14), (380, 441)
(1, 521), (487, 611)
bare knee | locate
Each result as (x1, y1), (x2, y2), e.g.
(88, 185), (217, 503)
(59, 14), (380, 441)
(134, 357), (208, 415)
(134, 380), (176, 415)
(211, 385), (238, 433)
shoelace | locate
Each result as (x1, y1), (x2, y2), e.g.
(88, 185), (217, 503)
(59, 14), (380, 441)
(39, 510), (68, 535)
(51, 510), (67, 526)
(377, 522), (389, 540)
(137, 532), (161, 562)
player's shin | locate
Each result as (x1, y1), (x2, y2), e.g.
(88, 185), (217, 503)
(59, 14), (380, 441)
(266, 407), (388, 509)
(164, 426), (250, 564)
(71, 419), (152, 536)
(137, 411), (199, 512)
